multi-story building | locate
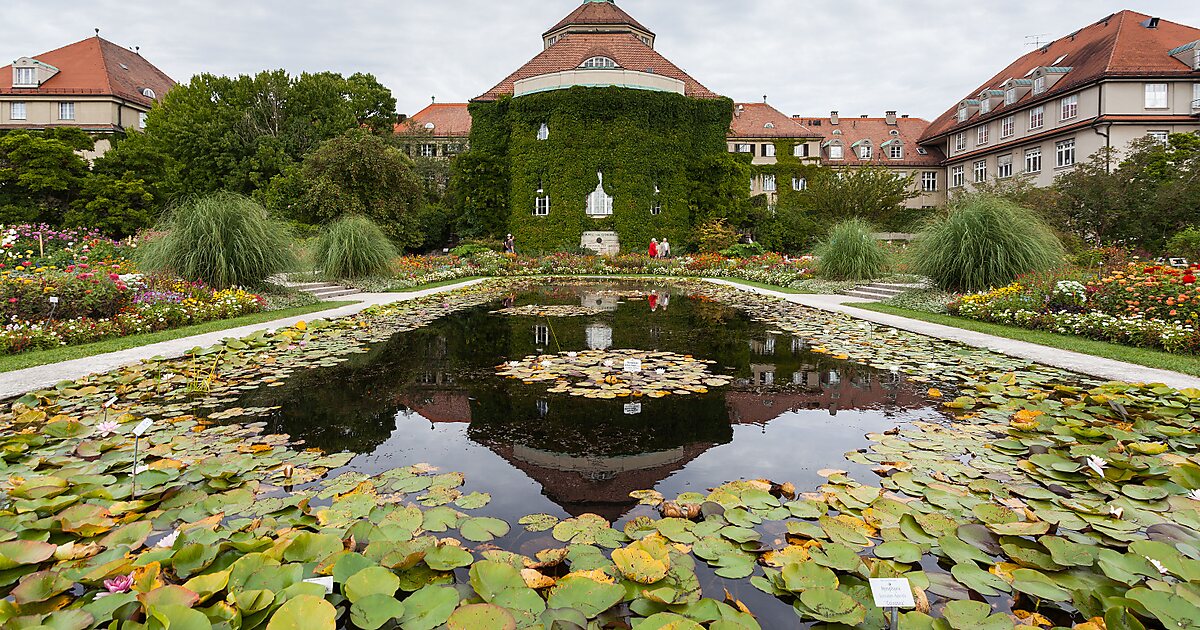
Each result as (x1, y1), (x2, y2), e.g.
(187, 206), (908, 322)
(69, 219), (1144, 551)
(920, 11), (1200, 192)
(728, 102), (821, 206)
(396, 102), (472, 159)
(1, 35), (174, 158)
(794, 111), (947, 208)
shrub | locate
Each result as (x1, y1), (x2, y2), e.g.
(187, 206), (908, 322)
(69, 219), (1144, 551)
(814, 219), (889, 281)
(1167, 227), (1200, 262)
(450, 243), (495, 258)
(695, 219), (740, 253)
(719, 243), (766, 259)
(910, 194), (1064, 292)
(137, 192), (294, 288)
(315, 215), (397, 279)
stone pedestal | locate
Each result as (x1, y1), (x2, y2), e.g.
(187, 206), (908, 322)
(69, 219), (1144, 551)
(581, 231), (620, 256)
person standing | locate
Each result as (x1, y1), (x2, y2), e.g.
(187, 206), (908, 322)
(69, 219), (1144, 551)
(660, 238), (671, 258)
(503, 234), (515, 254)
(648, 238), (658, 258)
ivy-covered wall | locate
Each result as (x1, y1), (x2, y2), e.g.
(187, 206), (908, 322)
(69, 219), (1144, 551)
(463, 88), (735, 252)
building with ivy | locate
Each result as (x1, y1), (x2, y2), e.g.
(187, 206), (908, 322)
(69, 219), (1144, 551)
(461, 0), (736, 254)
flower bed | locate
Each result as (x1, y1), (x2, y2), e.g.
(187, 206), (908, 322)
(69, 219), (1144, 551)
(948, 263), (1200, 353)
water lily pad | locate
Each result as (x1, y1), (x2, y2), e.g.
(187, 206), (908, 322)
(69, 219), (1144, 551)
(344, 566), (400, 603)
(546, 574), (624, 619)
(396, 585), (460, 630)
(461, 517), (510, 542)
(518, 513), (558, 532)
(874, 541), (922, 564)
(447, 603), (517, 630)
(351, 594), (407, 630)
(266, 594), (336, 630)
(796, 588), (865, 625)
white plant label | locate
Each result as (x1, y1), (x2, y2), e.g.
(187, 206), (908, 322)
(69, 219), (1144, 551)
(103, 397), (118, 409)
(869, 578), (915, 608)
(622, 359), (643, 373)
(133, 418), (155, 437)
(49, 296), (59, 304)
(623, 403), (642, 415)
(133, 464), (150, 475)
(304, 576), (334, 594)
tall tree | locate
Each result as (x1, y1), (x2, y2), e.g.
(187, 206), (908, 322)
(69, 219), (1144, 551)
(0, 130), (92, 224)
(799, 165), (919, 230)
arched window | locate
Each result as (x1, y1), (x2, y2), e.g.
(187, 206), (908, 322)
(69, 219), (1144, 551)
(537, 123), (549, 141)
(580, 56), (618, 69)
(585, 172), (613, 216)
(141, 87), (156, 99)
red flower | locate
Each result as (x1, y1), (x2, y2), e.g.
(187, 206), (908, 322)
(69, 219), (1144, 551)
(1184, 275), (1197, 285)
(108, 273), (120, 281)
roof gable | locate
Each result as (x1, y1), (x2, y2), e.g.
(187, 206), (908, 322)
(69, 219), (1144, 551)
(400, 103), (472, 137)
(922, 10), (1200, 141)
(544, 1), (653, 38)
(729, 103), (820, 138)
(1, 36), (174, 106)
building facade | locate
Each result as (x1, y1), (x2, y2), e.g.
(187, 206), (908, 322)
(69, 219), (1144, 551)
(1, 36), (174, 159)
(396, 102), (472, 159)
(919, 11), (1200, 193)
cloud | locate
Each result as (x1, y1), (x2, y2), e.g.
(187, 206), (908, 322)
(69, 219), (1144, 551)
(3, 0), (1195, 121)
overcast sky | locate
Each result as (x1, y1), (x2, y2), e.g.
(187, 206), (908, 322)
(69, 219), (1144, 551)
(4, 0), (1197, 121)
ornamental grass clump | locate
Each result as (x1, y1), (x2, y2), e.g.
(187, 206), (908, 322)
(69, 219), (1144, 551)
(814, 219), (889, 281)
(137, 192), (294, 288)
(911, 194), (1064, 293)
(315, 215), (397, 279)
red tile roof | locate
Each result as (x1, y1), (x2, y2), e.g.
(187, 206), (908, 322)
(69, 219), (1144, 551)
(922, 10), (1200, 141)
(544, 1), (653, 38)
(475, 32), (719, 101)
(798, 116), (945, 166)
(1, 36), (174, 108)
(729, 103), (821, 138)
(399, 103), (472, 137)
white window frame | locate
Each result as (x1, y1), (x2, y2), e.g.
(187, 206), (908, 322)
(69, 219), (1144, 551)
(419, 144), (436, 157)
(13, 67), (37, 87)
(58, 102), (75, 121)
(585, 172), (613, 216)
(973, 160), (987, 183)
(1055, 138), (1076, 168)
(1148, 130), (1170, 146)
(857, 144), (872, 160)
(537, 123), (549, 141)
(957, 107), (968, 122)
(1028, 105), (1044, 130)
(1060, 94), (1078, 120)
(980, 99), (992, 114)
(953, 133), (966, 152)
(792, 176), (807, 191)
(763, 144), (776, 157)
(580, 56), (618, 69)
(921, 171), (938, 192)
(997, 154), (1013, 179)
(1033, 75), (1046, 95)
(1005, 88), (1017, 105)
(9, 101), (26, 121)
(1195, 48), (1200, 71)
(138, 112), (148, 129)
(1025, 147), (1042, 173)
(534, 194), (551, 216)
(828, 144), (844, 160)
(951, 165), (964, 188)
(792, 144), (809, 157)
(734, 143), (753, 154)
(1194, 83), (1200, 108)
(650, 201), (662, 215)
(762, 174), (776, 192)
(976, 125), (989, 146)
(889, 143), (903, 159)
(1001, 116), (1015, 139)
(1145, 83), (1168, 109)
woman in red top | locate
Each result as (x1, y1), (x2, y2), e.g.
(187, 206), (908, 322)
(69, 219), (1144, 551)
(648, 239), (658, 258)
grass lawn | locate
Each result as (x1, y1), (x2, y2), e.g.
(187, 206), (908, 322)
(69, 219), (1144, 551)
(854, 303), (1200, 377)
(0, 301), (357, 373)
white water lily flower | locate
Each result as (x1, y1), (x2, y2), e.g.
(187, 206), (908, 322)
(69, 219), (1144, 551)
(1109, 505), (1124, 520)
(604, 360), (614, 367)
(1189, 489), (1200, 501)
(1148, 558), (1169, 575)
(507, 361), (520, 367)
(1086, 455), (1107, 477)
(540, 360), (553, 367)
(655, 368), (666, 375)
(155, 529), (180, 548)
(566, 352), (578, 358)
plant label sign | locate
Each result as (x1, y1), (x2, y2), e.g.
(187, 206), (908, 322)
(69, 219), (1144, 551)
(304, 576), (334, 594)
(869, 578), (915, 608)
(624, 403), (642, 415)
(622, 359), (643, 373)
(49, 296), (59, 304)
(132, 419), (155, 437)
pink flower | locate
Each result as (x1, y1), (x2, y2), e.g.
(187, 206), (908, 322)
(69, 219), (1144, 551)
(108, 273), (120, 281)
(7, 298), (16, 304)
(104, 573), (134, 594)
(95, 420), (119, 437)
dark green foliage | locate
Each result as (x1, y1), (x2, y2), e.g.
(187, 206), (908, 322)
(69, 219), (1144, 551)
(102, 70), (398, 204)
(799, 165), (920, 230)
(63, 173), (156, 237)
(281, 130), (424, 248)
(0, 130), (92, 224)
(814, 219), (889, 281)
(450, 243), (495, 258)
(137, 192), (294, 288)
(315, 215), (397, 279)
(720, 243), (766, 259)
(457, 89), (740, 251)
(911, 194), (1064, 292)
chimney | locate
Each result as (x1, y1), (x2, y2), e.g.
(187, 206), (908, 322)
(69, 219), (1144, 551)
(736, 104), (744, 117)
(885, 111), (897, 125)
(830, 111), (839, 125)
(901, 114), (910, 118)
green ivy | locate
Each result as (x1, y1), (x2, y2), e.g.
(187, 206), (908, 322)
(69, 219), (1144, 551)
(458, 88), (736, 252)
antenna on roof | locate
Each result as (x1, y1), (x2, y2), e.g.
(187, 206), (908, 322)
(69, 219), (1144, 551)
(1024, 34), (1050, 49)
(763, 95), (768, 103)
(431, 96), (436, 104)
(94, 28), (101, 37)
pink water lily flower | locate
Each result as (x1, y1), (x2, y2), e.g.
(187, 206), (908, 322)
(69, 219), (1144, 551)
(95, 420), (119, 437)
(104, 573), (134, 593)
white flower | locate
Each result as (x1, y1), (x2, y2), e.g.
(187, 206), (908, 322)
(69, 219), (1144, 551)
(1109, 505), (1124, 520)
(95, 421), (119, 437)
(1086, 455), (1107, 477)
(1188, 489), (1200, 501)
(604, 360), (614, 367)
(155, 529), (180, 548)
(507, 361), (520, 367)
(1148, 557), (1169, 575)
(566, 352), (578, 358)
(655, 368), (666, 375)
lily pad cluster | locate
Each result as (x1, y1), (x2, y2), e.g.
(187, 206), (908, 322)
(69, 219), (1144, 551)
(496, 350), (732, 399)
(490, 305), (605, 318)
(5, 279), (1200, 628)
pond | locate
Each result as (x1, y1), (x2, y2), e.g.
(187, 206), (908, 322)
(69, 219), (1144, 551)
(233, 280), (945, 625)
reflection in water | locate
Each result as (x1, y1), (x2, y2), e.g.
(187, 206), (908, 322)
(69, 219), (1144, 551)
(238, 281), (939, 521)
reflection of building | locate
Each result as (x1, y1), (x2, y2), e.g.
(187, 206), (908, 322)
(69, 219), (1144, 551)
(586, 323), (613, 350)
(580, 291), (620, 311)
(726, 369), (924, 424)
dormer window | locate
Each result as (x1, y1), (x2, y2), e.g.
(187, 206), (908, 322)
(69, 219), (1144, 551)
(957, 107), (968, 122)
(141, 87), (156, 99)
(827, 143), (844, 160)
(14, 67), (37, 87)
(537, 123), (549, 141)
(580, 56), (618, 69)
(888, 143), (903, 159)
(1004, 87), (1017, 105)
(1033, 76), (1046, 95)
(853, 141), (872, 160)
(980, 99), (991, 114)
(764, 122), (775, 129)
